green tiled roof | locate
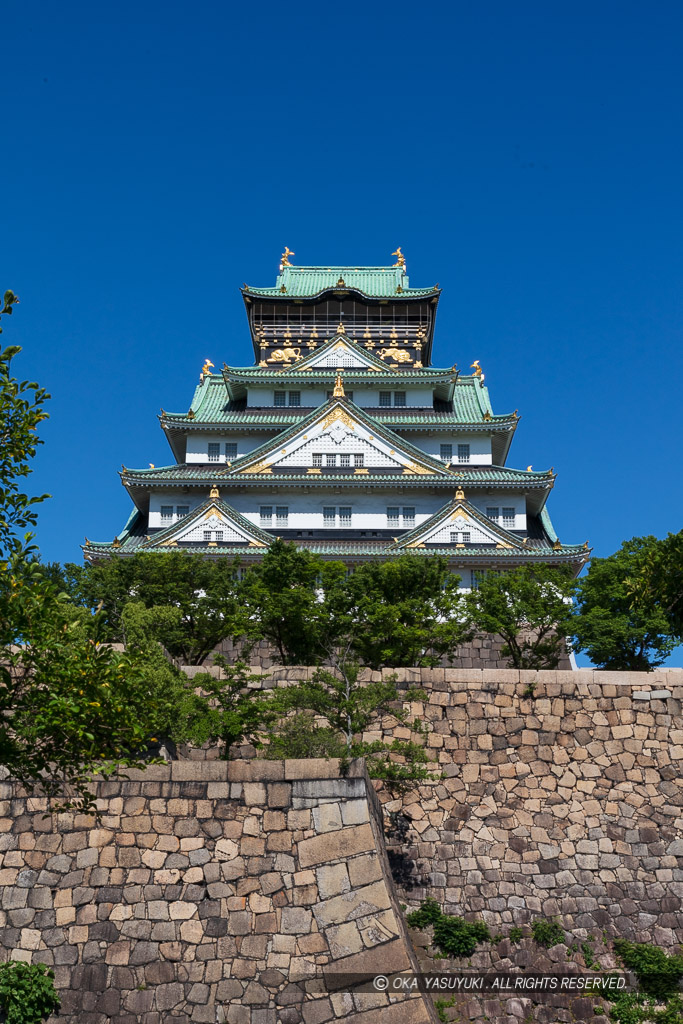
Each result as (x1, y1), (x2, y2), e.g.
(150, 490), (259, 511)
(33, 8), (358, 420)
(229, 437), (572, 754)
(243, 265), (439, 300)
(163, 408), (516, 430)
(121, 463), (554, 487)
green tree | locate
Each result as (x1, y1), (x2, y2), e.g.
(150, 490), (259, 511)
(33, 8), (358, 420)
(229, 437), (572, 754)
(573, 537), (679, 669)
(629, 530), (683, 642)
(71, 551), (244, 663)
(464, 564), (577, 669)
(238, 539), (347, 664)
(173, 659), (277, 759)
(268, 663), (433, 793)
(331, 556), (470, 669)
(0, 328), (179, 812)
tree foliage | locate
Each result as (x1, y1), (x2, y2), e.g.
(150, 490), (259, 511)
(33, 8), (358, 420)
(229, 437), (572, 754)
(628, 530), (683, 642)
(0, 960), (60, 1024)
(68, 551), (244, 663)
(573, 537), (679, 669)
(464, 565), (577, 669)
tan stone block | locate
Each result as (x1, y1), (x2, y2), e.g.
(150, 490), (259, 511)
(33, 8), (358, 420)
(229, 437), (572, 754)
(298, 824), (375, 869)
(169, 901), (197, 920)
(227, 759), (284, 782)
(312, 802), (343, 833)
(325, 921), (364, 958)
(88, 829), (114, 847)
(347, 855), (383, 889)
(215, 839), (240, 861)
(316, 862), (351, 898)
(180, 919), (204, 943)
(461, 765), (479, 782)
(284, 759), (342, 779)
(249, 893), (273, 914)
(242, 783), (267, 806)
(324, 937), (411, 976)
(297, 932), (328, 954)
(314, 881), (391, 928)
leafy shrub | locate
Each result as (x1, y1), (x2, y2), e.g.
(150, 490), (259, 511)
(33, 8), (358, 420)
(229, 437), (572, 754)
(0, 961), (60, 1024)
(509, 927), (524, 943)
(531, 917), (565, 948)
(613, 940), (683, 1002)
(406, 899), (490, 958)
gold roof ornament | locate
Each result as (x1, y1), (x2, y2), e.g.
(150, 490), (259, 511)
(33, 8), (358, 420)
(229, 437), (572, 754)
(112, 536), (121, 548)
(391, 247), (406, 268)
(553, 539), (562, 550)
(280, 247), (295, 268)
(470, 359), (484, 381)
(527, 465), (533, 472)
(209, 485), (220, 499)
(336, 277), (346, 288)
(337, 320), (346, 334)
(187, 409), (195, 420)
(333, 373), (345, 398)
(455, 486), (465, 501)
(149, 463), (155, 469)
(483, 411), (492, 422)
(200, 358), (214, 381)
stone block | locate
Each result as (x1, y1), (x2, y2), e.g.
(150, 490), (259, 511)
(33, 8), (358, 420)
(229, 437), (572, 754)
(313, 881), (392, 928)
(298, 824), (375, 869)
(316, 863), (351, 899)
(281, 907), (313, 934)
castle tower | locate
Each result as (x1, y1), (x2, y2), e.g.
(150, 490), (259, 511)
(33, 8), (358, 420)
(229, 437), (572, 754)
(85, 250), (588, 585)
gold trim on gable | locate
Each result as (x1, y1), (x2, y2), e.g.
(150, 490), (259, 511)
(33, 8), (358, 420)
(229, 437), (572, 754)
(322, 407), (355, 431)
(241, 461), (273, 475)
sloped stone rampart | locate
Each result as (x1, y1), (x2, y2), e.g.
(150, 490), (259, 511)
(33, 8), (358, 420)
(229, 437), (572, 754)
(0, 760), (437, 1024)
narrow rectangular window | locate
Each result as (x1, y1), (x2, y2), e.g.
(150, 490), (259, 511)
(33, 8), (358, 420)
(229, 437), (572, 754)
(225, 443), (237, 460)
(450, 531), (458, 544)
(353, 453), (364, 468)
(176, 505), (189, 519)
(387, 506), (400, 526)
(379, 391), (392, 407)
(402, 507), (415, 526)
(161, 505), (173, 523)
(339, 506), (352, 526)
(393, 391), (406, 407)
(288, 391), (301, 407)
(312, 453), (323, 467)
(325, 453), (336, 467)
(275, 506), (289, 524)
(462, 531), (471, 543)
(260, 506), (273, 524)
(486, 507), (499, 521)
(203, 530), (211, 542)
(440, 444), (453, 462)
(208, 442), (220, 462)
(323, 507), (336, 526)
(274, 391), (286, 407)
(215, 530), (223, 542)
(457, 443), (470, 463)
(340, 454), (351, 468)
(502, 507), (515, 527)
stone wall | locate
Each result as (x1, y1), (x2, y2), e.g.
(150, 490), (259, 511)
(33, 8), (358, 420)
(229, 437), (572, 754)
(0, 760), (436, 1024)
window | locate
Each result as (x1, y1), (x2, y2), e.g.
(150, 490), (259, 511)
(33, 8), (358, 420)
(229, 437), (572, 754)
(225, 443), (237, 460)
(275, 506), (289, 525)
(457, 443), (470, 463)
(161, 505), (173, 523)
(326, 453), (336, 468)
(340, 454), (351, 468)
(288, 391), (301, 407)
(323, 507), (352, 527)
(312, 453), (323, 467)
(387, 506), (400, 526)
(393, 391), (406, 407)
(402, 507), (415, 527)
(208, 442), (220, 462)
(440, 444), (453, 462)
(176, 506), (189, 519)
(380, 391), (406, 407)
(203, 530), (224, 543)
(379, 391), (392, 407)
(274, 391), (286, 407)
(502, 507), (515, 527)
(486, 507), (499, 522)
(450, 530), (471, 544)
(353, 453), (364, 468)
(260, 506), (273, 525)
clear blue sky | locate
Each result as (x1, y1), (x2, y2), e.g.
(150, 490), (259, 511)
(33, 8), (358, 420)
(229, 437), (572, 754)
(4, 2), (683, 661)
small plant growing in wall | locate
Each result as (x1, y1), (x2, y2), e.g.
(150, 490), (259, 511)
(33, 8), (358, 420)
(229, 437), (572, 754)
(406, 899), (491, 958)
(531, 917), (566, 948)
(0, 962), (60, 1024)
(509, 926), (524, 943)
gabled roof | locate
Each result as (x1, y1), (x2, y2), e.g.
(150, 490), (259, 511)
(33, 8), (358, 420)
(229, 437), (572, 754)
(390, 490), (528, 551)
(223, 394), (457, 480)
(143, 494), (271, 549)
(292, 331), (408, 372)
(242, 265), (440, 301)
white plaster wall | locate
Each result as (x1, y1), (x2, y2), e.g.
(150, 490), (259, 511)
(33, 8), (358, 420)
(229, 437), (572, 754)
(246, 385), (433, 409)
(398, 432), (492, 464)
(185, 432), (272, 464)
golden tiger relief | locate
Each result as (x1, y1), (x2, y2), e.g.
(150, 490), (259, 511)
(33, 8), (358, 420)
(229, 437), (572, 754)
(267, 347), (301, 363)
(379, 347), (412, 363)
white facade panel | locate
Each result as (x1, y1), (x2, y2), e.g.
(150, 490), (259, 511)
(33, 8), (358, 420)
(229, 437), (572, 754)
(246, 386), (434, 409)
(398, 432), (492, 465)
(185, 432), (272, 464)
